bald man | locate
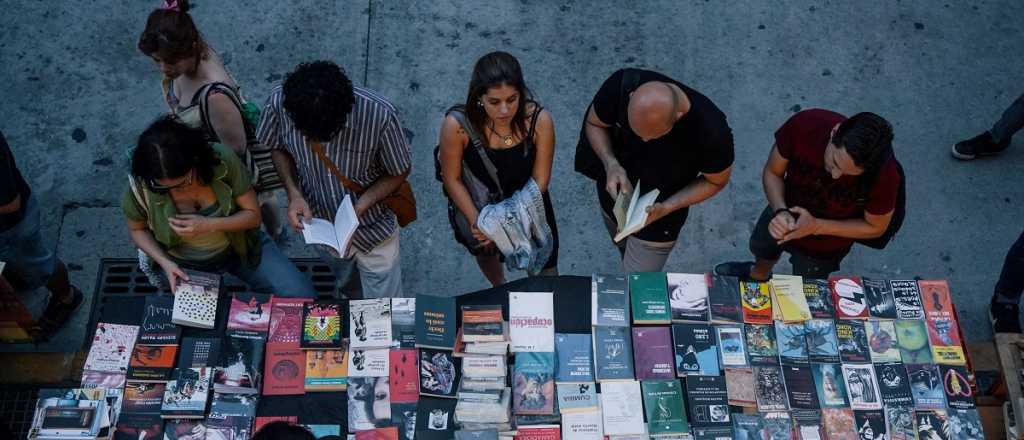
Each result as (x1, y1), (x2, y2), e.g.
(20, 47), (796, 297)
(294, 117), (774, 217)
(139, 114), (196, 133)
(575, 68), (734, 272)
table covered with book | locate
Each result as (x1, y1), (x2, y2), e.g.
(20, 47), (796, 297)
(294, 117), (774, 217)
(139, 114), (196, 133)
(32, 271), (986, 440)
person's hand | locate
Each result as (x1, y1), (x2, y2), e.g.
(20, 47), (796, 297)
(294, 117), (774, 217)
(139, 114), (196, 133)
(778, 206), (820, 244)
(768, 210), (797, 240)
(605, 163), (633, 198)
(471, 225), (493, 247)
(353, 196), (372, 219)
(644, 202), (670, 226)
(168, 214), (209, 239)
(288, 196), (311, 231)
(159, 259), (189, 292)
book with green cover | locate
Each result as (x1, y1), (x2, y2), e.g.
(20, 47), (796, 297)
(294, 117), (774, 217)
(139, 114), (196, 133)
(415, 294), (457, 350)
(641, 380), (689, 435)
(628, 272), (670, 324)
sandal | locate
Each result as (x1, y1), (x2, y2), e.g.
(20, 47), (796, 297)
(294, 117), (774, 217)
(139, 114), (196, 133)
(713, 261), (771, 282)
(30, 287), (84, 342)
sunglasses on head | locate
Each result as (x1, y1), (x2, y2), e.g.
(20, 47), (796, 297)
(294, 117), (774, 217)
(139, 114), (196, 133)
(148, 169), (193, 194)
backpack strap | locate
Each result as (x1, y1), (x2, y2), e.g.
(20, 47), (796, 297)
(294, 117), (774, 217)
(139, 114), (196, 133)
(523, 104), (544, 157)
(195, 82), (255, 142)
(446, 106), (505, 200)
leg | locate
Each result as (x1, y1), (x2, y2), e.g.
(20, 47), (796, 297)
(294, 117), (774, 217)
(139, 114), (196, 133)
(621, 237), (676, 273)
(991, 93), (1024, 144)
(952, 92), (1023, 160)
(474, 253), (506, 287)
(787, 249), (843, 279)
(228, 231), (316, 297)
(353, 231), (405, 298)
(716, 206), (783, 281)
(993, 229), (1024, 306)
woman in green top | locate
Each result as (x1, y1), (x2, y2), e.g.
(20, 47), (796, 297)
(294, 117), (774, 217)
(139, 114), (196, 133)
(123, 116), (314, 297)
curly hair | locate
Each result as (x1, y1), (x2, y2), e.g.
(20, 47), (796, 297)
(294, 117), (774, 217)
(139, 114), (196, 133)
(833, 112), (894, 173)
(282, 61), (355, 142)
(132, 115), (220, 185)
(137, 0), (207, 63)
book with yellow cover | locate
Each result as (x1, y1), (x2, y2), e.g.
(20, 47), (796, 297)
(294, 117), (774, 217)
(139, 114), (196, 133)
(771, 275), (811, 323)
(304, 346), (348, 392)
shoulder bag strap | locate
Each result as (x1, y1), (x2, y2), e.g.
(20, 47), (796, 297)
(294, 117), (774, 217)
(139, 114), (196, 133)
(127, 176), (150, 218)
(308, 141), (366, 195)
(447, 107), (504, 199)
(197, 82), (255, 139)
(524, 104), (544, 156)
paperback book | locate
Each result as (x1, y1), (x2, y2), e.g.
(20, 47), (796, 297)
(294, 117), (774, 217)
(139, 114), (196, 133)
(509, 291), (555, 352)
(123, 382), (166, 413)
(760, 413), (794, 440)
(754, 366), (789, 411)
(940, 364), (975, 410)
(783, 365), (821, 409)
(262, 342), (305, 396)
(803, 278), (835, 319)
(171, 269), (220, 329)
(160, 367), (212, 419)
(592, 326), (635, 382)
(685, 375), (730, 427)
(946, 408), (985, 440)
(214, 331), (264, 394)
(631, 326), (675, 379)
(138, 294), (179, 345)
(461, 354), (506, 378)
(852, 410), (887, 440)
(894, 319), (933, 364)
(890, 279), (925, 320)
(835, 320), (870, 363)
(348, 348), (389, 378)
(267, 297), (312, 344)
(666, 272), (709, 322)
(349, 377), (391, 431)
(591, 273), (630, 327)
(673, 323), (719, 376)
(226, 292), (272, 334)
(874, 362), (913, 407)
(300, 301), (345, 350)
(598, 381), (646, 436)
(389, 349), (419, 403)
(863, 277), (897, 319)
(555, 382), (598, 413)
(907, 363), (946, 410)
(349, 298), (393, 349)
(177, 337), (221, 368)
(829, 275), (868, 320)
(793, 408), (824, 440)
(811, 363), (849, 408)
(715, 324), (749, 368)
(163, 419), (206, 440)
(304, 348), (348, 392)
(390, 298), (417, 348)
(554, 333), (593, 382)
(724, 367), (756, 407)
(560, 406), (603, 440)
(885, 406), (917, 440)
(628, 272), (671, 324)
(740, 281), (772, 324)
(85, 323), (139, 374)
(461, 304), (504, 342)
(731, 413), (762, 440)
(915, 410), (950, 440)
(420, 348), (461, 398)
(743, 323), (778, 366)
(805, 319), (840, 364)
(821, 408), (857, 440)
(641, 379), (689, 436)
(512, 352), (556, 415)
(126, 344), (177, 382)
(919, 280), (965, 365)
(708, 274), (742, 323)
(414, 397), (457, 439)
(841, 363), (882, 410)
(415, 294), (457, 350)
(867, 319), (902, 364)
(113, 412), (163, 440)
(771, 274), (812, 322)
(775, 321), (809, 365)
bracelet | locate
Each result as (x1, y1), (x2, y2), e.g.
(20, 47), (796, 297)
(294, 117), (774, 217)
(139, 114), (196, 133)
(772, 208), (792, 218)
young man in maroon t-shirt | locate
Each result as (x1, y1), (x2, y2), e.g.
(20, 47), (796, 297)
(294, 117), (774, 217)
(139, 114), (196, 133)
(716, 109), (901, 280)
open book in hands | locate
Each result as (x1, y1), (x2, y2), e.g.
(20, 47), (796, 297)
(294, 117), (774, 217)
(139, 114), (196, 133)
(612, 181), (660, 242)
(301, 194), (360, 255)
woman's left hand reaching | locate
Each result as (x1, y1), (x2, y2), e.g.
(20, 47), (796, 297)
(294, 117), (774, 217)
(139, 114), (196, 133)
(169, 214), (210, 239)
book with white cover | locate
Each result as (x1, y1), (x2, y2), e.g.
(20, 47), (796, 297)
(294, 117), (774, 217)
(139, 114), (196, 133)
(84, 323), (140, 373)
(462, 355), (507, 378)
(561, 403), (604, 440)
(347, 348), (389, 377)
(599, 381), (646, 436)
(508, 291), (554, 353)
(300, 194), (359, 255)
(348, 298), (392, 349)
(171, 270), (221, 329)
(612, 181), (660, 242)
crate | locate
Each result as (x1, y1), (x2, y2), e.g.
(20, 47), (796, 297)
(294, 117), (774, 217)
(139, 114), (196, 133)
(0, 387), (40, 439)
(996, 333), (1024, 439)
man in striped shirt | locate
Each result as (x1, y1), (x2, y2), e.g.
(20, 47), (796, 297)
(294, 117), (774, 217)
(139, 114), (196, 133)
(258, 61), (412, 298)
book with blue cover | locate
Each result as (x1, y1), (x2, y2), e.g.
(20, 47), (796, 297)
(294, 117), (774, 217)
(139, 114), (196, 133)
(592, 326), (634, 382)
(775, 321), (809, 365)
(555, 382), (598, 413)
(512, 352), (556, 415)
(715, 324), (748, 368)
(554, 333), (593, 383)
(805, 318), (840, 364)
(672, 323), (719, 376)
(812, 362), (849, 408)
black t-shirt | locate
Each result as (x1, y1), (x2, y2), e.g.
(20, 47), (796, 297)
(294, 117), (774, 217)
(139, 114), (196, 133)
(582, 68), (734, 242)
(0, 130), (31, 231)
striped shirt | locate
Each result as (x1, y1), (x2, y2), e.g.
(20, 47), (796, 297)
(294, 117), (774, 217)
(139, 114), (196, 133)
(256, 85), (412, 254)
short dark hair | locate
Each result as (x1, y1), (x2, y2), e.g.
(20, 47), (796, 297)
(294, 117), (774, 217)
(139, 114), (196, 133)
(132, 115), (219, 184)
(137, 0), (207, 63)
(282, 61), (355, 142)
(833, 112), (894, 172)
(251, 421), (315, 440)
(464, 51), (534, 140)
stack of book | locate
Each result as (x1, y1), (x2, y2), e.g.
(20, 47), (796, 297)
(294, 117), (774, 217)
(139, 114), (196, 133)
(29, 388), (111, 440)
(455, 305), (511, 431)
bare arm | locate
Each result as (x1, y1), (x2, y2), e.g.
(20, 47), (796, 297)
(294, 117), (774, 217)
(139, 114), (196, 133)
(762, 144), (789, 212)
(439, 115), (483, 224)
(0, 194), (20, 214)
(813, 211), (892, 240)
(584, 104), (632, 197)
(127, 219), (174, 267)
(272, 149), (304, 201)
(355, 170), (410, 217)
(167, 189), (261, 237)
(658, 166), (732, 212)
(206, 93), (249, 154)
(530, 109), (555, 193)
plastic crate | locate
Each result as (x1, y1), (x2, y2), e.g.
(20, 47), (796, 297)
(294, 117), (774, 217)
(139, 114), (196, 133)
(0, 387), (39, 439)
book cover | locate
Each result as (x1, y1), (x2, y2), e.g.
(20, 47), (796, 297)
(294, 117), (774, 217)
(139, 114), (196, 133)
(946, 408), (985, 440)
(724, 367), (756, 407)
(416, 294), (457, 350)
(267, 297), (312, 344)
(811, 363), (849, 409)
(554, 333), (593, 382)
(731, 413), (762, 439)
(792, 409), (824, 440)
(349, 348), (390, 378)
(209, 392), (258, 418)
(414, 397), (457, 438)
(80, 370), (126, 389)
(262, 342), (305, 395)
(591, 273), (630, 327)
(803, 278), (835, 319)
(805, 319), (840, 364)
(667, 272), (710, 322)
(631, 326), (675, 380)
(348, 377), (390, 432)
(760, 414), (794, 440)
(127, 344), (177, 382)
(685, 375), (730, 427)
(305, 424), (342, 438)
(461, 304), (504, 342)
(835, 320), (870, 363)
(863, 278), (897, 320)
(509, 291), (555, 352)
(85, 323), (140, 373)
(894, 319), (932, 364)
(122, 382), (165, 413)
(740, 281), (772, 324)
(841, 363), (882, 410)
(715, 324), (749, 368)
(214, 331), (264, 394)
(555, 382), (598, 413)
(164, 419), (207, 440)
(171, 269), (220, 329)
(867, 319), (902, 364)
(389, 349), (419, 403)
(852, 410), (887, 440)
(227, 292), (272, 334)
(771, 274), (812, 322)
(940, 364), (975, 410)
(461, 354), (506, 378)
(599, 380), (646, 436)
(301, 301), (345, 350)
(754, 366), (789, 411)
(390, 298), (417, 349)
(821, 408), (857, 440)
(692, 426), (734, 439)
(885, 406), (916, 440)
(875, 362), (913, 407)
(890, 279), (925, 320)
(919, 280), (965, 365)
(907, 363), (946, 410)
(592, 326), (635, 382)
(775, 321), (809, 365)
(205, 414), (254, 440)
(350, 298), (393, 349)
(641, 379), (689, 435)
(672, 323), (720, 376)
(160, 367), (212, 418)
(176, 337), (221, 368)
(138, 295), (179, 345)
(560, 407), (603, 439)
(391, 403), (417, 440)
(512, 351), (556, 415)
(354, 427), (400, 440)
(304, 348), (348, 392)
(743, 323), (778, 366)
(784, 365), (821, 409)
(829, 275), (868, 320)
(510, 425), (560, 440)
(420, 348), (461, 398)
(708, 274), (743, 323)
(113, 412), (163, 440)
(915, 410), (950, 440)
(628, 272), (671, 324)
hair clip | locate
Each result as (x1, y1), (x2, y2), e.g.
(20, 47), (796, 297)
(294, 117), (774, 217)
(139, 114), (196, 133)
(159, 0), (180, 11)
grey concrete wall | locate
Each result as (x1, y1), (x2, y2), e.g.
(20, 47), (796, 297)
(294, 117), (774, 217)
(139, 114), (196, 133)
(2, 0), (1022, 350)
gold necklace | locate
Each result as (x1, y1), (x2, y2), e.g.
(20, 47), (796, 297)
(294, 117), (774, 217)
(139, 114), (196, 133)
(489, 122), (515, 147)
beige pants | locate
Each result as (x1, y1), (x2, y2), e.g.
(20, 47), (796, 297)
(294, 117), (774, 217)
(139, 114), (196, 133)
(602, 212), (677, 273)
(318, 230), (405, 298)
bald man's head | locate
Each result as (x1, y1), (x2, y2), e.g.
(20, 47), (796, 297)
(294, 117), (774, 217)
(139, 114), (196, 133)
(627, 81), (685, 141)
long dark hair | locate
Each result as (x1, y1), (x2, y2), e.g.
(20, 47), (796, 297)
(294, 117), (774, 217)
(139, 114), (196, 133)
(132, 115), (219, 184)
(464, 51), (534, 141)
(137, 0), (207, 64)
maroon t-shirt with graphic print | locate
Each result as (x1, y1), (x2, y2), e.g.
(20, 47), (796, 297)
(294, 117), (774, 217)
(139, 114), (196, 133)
(775, 109), (900, 259)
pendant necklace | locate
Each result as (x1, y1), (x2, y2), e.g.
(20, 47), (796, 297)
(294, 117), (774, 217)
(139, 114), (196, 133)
(489, 122), (515, 147)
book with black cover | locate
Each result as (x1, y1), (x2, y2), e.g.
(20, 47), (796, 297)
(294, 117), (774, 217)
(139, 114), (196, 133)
(672, 323), (719, 376)
(915, 410), (950, 440)
(214, 331), (264, 394)
(177, 337), (221, 368)
(160, 367), (212, 419)
(835, 320), (870, 363)
(122, 382), (166, 413)
(803, 278), (835, 319)
(415, 397), (458, 440)
(754, 366), (788, 412)
(743, 323), (778, 366)
(875, 362), (913, 407)
(127, 344), (177, 382)
(811, 362), (849, 409)
(419, 348), (461, 399)
(139, 294), (180, 345)
(685, 375), (730, 427)
(708, 274), (742, 324)
(805, 319), (840, 364)
(300, 301), (345, 350)
(592, 326), (635, 382)
(863, 277), (897, 320)
(940, 364), (975, 410)
(591, 273), (630, 327)
(853, 410), (888, 440)
(907, 363), (946, 410)
(890, 279), (925, 320)
(947, 408), (985, 440)
(783, 365), (820, 410)
(416, 294), (457, 350)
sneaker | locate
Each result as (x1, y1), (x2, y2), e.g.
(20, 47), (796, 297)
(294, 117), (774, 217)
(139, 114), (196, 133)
(990, 300), (1022, 334)
(713, 261), (770, 282)
(952, 132), (1010, 160)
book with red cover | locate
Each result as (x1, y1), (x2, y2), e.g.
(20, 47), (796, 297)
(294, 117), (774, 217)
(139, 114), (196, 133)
(227, 293), (272, 334)
(631, 326), (675, 380)
(740, 281), (772, 324)
(253, 416), (298, 434)
(919, 280), (965, 365)
(268, 298), (313, 344)
(354, 427), (399, 440)
(829, 275), (869, 320)
(127, 344), (178, 382)
(389, 349), (419, 403)
(514, 425), (561, 440)
(262, 342), (306, 395)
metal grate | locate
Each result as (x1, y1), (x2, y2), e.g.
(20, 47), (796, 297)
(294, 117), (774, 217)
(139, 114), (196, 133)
(0, 387), (39, 439)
